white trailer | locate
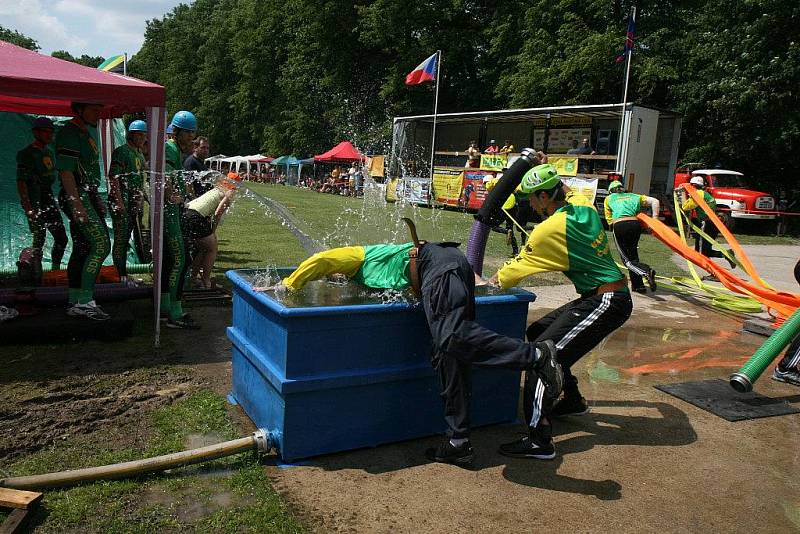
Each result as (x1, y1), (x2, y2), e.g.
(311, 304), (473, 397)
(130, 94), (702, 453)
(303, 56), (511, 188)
(390, 103), (682, 202)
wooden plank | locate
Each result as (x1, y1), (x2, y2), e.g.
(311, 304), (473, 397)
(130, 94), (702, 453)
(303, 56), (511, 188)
(0, 509), (32, 534)
(0, 488), (42, 510)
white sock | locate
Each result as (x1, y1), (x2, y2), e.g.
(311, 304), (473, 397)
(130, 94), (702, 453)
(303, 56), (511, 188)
(449, 437), (469, 447)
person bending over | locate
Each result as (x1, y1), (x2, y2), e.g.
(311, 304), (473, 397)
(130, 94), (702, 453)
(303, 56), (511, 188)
(257, 229), (563, 466)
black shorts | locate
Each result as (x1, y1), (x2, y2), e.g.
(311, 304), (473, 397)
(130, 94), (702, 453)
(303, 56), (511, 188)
(182, 209), (213, 240)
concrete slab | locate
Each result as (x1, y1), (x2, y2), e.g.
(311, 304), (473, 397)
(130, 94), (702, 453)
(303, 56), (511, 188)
(267, 285), (800, 532)
(671, 244), (799, 293)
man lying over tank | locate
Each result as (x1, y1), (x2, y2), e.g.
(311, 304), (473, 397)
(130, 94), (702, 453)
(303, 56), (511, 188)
(255, 219), (564, 466)
(483, 164), (633, 459)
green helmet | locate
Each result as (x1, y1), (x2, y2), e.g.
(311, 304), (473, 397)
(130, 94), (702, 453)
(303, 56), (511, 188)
(521, 164), (560, 193)
(608, 180), (623, 192)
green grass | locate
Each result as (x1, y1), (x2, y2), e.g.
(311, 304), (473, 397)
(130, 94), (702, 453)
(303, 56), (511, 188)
(5, 392), (304, 533)
(215, 185), (703, 286)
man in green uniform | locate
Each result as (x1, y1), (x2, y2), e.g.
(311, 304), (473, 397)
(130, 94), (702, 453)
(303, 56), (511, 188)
(161, 110), (197, 329)
(16, 117), (68, 283)
(56, 102), (111, 320)
(603, 180), (659, 293)
(257, 234), (563, 466)
(487, 164), (633, 459)
(109, 120), (148, 282)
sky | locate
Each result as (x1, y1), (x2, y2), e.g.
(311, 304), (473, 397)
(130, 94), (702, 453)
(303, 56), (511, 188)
(0, 0), (184, 58)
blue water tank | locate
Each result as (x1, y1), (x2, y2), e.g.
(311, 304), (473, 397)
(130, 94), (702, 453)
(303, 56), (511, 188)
(227, 269), (536, 461)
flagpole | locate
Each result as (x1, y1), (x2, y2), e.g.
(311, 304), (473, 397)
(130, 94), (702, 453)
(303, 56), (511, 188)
(124, 53), (128, 76)
(617, 6), (636, 175)
(428, 50), (441, 187)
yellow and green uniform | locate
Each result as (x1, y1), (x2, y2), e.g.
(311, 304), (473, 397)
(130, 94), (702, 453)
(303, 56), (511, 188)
(603, 192), (649, 226)
(109, 143), (147, 275)
(17, 140), (68, 272)
(682, 190), (716, 221)
(496, 203), (623, 295)
(284, 243), (413, 291)
(55, 119), (111, 305)
(160, 138), (190, 320)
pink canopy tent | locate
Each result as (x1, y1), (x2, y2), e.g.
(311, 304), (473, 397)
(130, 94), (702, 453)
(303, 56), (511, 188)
(314, 141), (365, 163)
(0, 41), (169, 346)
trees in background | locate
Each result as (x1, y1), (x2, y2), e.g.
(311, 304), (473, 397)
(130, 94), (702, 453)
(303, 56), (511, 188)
(2, 0), (798, 191)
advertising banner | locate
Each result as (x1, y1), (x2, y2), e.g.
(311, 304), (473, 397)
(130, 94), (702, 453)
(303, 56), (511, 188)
(385, 178), (398, 202)
(432, 168), (464, 206)
(396, 177), (431, 205)
(562, 177), (598, 206)
(461, 170), (491, 209)
(549, 156), (579, 177)
(479, 154), (507, 171)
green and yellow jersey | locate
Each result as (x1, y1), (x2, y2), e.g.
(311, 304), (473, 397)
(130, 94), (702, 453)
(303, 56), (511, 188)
(496, 203), (624, 295)
(682, 190), (716, 221)
(604, 192), (649, 226)
(55, 119), (101, 188)
(164, 138), (187, 197)
(17, 141), (57, 208)
(109, 143), (146, 195)
(284, 243), (414, 291)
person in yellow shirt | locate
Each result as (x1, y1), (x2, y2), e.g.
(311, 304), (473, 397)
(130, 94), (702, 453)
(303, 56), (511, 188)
(485, 164), (632, 459)
(603, 180), (659, 293)
(259, 228), (564, 465)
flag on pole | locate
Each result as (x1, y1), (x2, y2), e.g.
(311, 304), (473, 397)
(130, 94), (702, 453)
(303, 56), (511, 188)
(615, 15), (635, 63)
(98, 54), (125, 73)
(405, 52), (438, 85)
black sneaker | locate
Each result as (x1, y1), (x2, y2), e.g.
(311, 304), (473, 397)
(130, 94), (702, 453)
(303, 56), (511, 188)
(772, 367), (800, 387)
(551, 395), (590, 417)
(425, 440), (475, 466)
(498, 436), (555, 460)
(166, 313), (201, 330)
(647, 269), (657, 292)
(725, 250), (737, 269)
(533, 340), (564, 401)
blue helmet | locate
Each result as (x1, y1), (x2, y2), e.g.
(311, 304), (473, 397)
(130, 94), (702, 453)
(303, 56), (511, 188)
(32, 117), (55, 130)
(170, 110), (197, 132)
(128, 120), (147, 133)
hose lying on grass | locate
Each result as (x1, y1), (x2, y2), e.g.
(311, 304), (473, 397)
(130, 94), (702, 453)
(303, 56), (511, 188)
(0, 430), (271, 490)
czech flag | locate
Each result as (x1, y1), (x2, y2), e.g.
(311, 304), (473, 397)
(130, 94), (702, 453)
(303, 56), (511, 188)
(405, 52), (438, 86)
(615, 15), (635, 63)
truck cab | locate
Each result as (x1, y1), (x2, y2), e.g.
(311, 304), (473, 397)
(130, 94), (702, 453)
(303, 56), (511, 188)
(673, 166), (776, 229)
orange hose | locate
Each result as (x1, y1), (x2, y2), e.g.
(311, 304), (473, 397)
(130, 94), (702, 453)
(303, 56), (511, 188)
(637, 213), (800, 318)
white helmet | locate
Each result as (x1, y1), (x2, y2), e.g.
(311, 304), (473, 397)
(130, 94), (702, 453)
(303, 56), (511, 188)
(689, 176), (705, 187)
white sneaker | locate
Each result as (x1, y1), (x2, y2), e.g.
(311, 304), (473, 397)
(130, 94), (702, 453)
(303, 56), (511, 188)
(0, 306), (19, 322)
(67, 300), (111, 321)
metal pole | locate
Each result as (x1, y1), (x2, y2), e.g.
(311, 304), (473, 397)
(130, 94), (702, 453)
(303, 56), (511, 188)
(616, 6), (636, 174)
(123, 53), (127, 76)
(428, 51), (442, 183)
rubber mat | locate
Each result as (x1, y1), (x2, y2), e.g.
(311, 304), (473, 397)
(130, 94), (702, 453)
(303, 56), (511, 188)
(655, 379), (800, 422)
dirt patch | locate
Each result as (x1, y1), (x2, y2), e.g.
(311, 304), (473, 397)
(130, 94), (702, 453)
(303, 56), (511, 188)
(0, 301), (234, 463)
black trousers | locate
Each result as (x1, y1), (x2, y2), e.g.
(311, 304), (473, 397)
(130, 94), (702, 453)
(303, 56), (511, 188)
(612, 219), (652, 290)
(694, 219), (722, 258)
(525, 290), (633, 421)
(778, 258), (800, 371)
(418, 244), (542, 439)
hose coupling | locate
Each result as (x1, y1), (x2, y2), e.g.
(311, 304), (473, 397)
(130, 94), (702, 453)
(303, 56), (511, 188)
(253, 429), (272, 453)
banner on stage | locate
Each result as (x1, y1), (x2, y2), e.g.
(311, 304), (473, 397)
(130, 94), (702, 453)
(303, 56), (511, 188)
(396, 177), (431, 205)
(562, 177), (598, 206)
(432, 168), (464, 206)
(479, 154), (507, 171)
(461, 170), (491, 209)
(549, 156), (579, 177)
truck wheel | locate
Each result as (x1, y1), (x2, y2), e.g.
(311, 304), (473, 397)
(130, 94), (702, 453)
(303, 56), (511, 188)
(718, 211), (736, 231)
